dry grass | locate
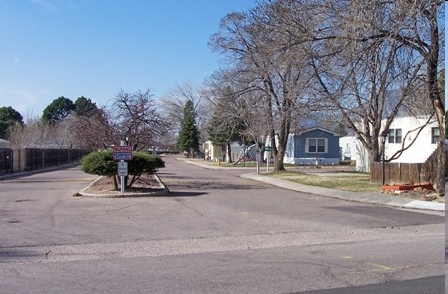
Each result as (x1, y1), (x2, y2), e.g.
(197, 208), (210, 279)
(269, 171), (382, 193)
(267, 171), (444, 203)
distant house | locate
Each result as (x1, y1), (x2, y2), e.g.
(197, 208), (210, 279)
(0, 139), (11, 148)
(339, 136), (357, 161)
(284, 127), (340, 165)
(203, 140), (259, 162)
(202, 141), (224, 161)
(338, 136), (370, 172)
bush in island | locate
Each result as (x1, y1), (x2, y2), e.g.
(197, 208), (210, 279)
(81, 150), (165, 189)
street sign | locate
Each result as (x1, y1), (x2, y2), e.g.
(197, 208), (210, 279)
(114, 146), (132, 153)
(113, 146), (133, 161)
(113, 153), (133, 161)
(264, 146), (272, 152)
(117, 161), (128, 176)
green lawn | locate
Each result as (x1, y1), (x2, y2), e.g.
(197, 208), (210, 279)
(267, 171), (381, 193)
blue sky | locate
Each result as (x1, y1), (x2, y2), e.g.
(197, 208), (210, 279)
(0, 0), (256, 119)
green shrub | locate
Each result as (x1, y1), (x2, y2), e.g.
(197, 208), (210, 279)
(80, 150), (116, 176)
(80, 150), (165, 188)
(128, 152), (165, 175)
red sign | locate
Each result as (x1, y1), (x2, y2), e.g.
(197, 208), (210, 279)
(113, 146), (133, 161)
(113, 146), (132, 153)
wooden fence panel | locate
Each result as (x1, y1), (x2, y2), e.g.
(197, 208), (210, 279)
(370, 144), (444, 185)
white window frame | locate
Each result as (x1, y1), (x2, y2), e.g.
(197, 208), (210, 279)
(306, 138), (328, 154)
(431, 127), (440, 144)
(388, 129), (402, 144)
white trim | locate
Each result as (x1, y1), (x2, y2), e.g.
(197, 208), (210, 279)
(283, 157), (340, 165)
(306, 138), (328, 154)
(299, 127), (340, 137)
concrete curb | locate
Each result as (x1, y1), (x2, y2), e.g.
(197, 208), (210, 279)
(78, 174), (170, 198)
(240, 173), (445, 212)
(183, 159), (254, 170)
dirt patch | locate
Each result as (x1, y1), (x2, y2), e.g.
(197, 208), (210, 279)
(82, 174), (164, 195)
(382, 187), (445, 203)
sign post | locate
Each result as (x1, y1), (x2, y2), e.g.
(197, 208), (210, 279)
(264, 146), (272, 173)
(114, 143), (132, 193)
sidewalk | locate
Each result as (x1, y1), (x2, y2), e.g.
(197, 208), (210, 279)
(184, 159), (445, 212)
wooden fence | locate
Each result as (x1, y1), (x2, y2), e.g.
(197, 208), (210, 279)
(370, 144), (446, 185)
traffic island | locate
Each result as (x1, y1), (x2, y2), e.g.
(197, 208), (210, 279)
(77, 174), (169, 198)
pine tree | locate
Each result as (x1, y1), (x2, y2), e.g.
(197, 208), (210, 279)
(176, 100), (200, 157)
(0, 106), (23, 139)
(42, 96), (76, 124)
(208, 111), (247, 163)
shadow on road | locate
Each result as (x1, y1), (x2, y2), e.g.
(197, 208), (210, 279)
(0, 248), (43, 262)
(166, 191), (208, 197)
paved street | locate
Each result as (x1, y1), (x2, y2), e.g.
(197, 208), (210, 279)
(0, 155), (444, 293)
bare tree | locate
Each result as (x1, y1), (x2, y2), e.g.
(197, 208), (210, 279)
(50, 118), (74, 148)
(206, 68), (272, 149)
(205, 82), (248, 163)
(69, 107), (114, 150)
(110, 89), (169, 151)
(8, 118), (42, 148)
(304, 0), (445, 193)
(160, 81), (210, 144)
(311, 36), (426, 161)
(209, 3), (313, 171)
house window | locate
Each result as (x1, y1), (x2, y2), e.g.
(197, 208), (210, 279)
(306, 138), (327, 153)
(388, 129), (402, 144)
(431, 127), (440, 144)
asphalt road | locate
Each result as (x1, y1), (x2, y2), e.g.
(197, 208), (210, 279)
(0, 155), (444, 293)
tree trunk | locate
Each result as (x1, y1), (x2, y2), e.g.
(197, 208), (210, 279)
(225, 141), (232, 163)
(427, 4), (445, 195)
(274, 146), (285, 171)
(274, 112), (289, 172)
(433, 141), (445, 195)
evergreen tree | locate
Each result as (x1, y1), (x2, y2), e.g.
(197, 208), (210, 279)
(0, 106), (23, 139)
(208, 114), (228, 146)
(42, 96), (76, 124)
(74, 96), (98, 116)
(176, 100), (200, 157)
(208, 109), (247, 163)
(334, 122), (348, 137)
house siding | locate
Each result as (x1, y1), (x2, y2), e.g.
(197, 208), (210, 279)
(284, 128), (340, 165)
(354, 115), (438, 172)
(383, 116), (438, 163)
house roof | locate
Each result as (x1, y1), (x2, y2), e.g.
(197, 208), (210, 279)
(298, 127), (340, 137)
(0, 138), (11, 147)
